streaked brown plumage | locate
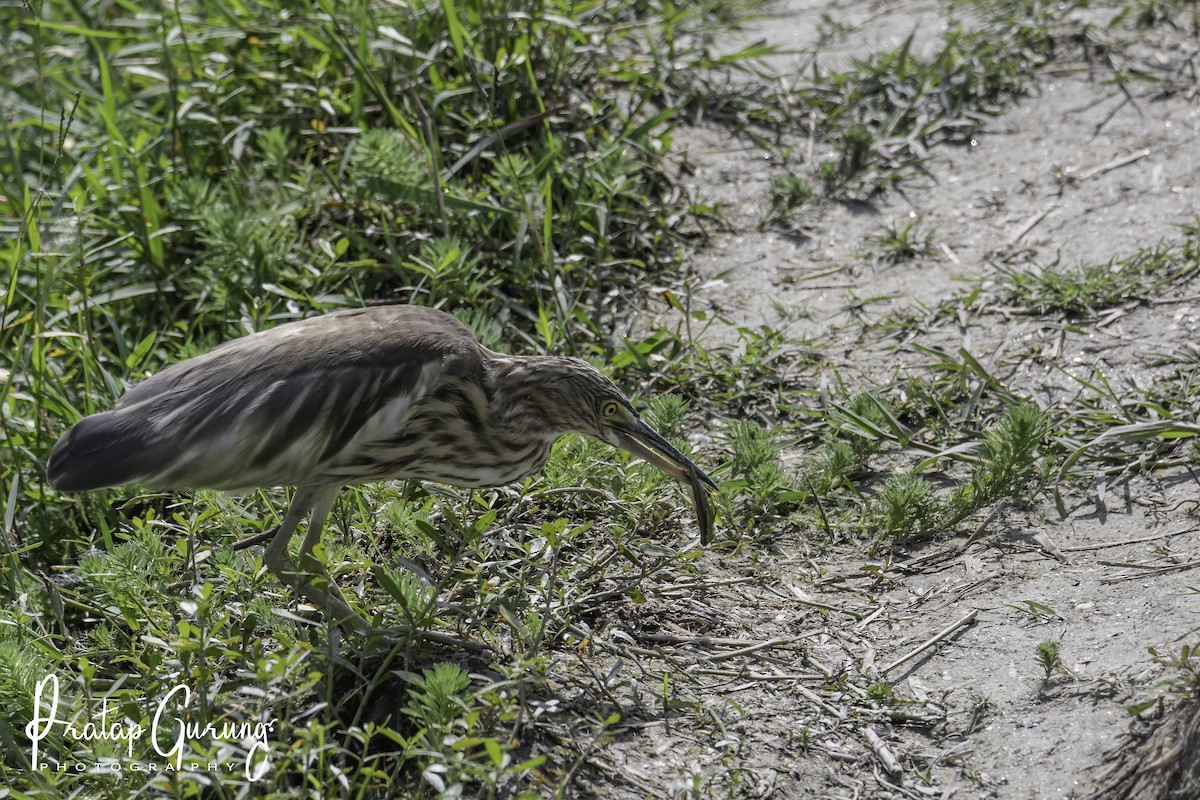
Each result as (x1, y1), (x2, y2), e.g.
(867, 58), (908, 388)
(47, 305), (716, 632)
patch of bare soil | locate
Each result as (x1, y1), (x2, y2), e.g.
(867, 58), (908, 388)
(573, 1), (1200, 797)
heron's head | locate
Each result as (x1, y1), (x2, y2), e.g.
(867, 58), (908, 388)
(516, 357), (718, 541)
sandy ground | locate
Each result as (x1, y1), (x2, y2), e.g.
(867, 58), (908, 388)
(572, 1), (1200, 797)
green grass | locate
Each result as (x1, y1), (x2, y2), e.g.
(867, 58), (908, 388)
(2, 0), (721, 546)
(996, 229), (1200, 317)
(5, 0), (1197, 795)
(802, 0), (1073, 196)
(867, 219), (935, 264)
(818, 399), (1048, 544)
(1, 0), (732, 795)
(763, 174), (814, 224)
(1093, 635), (1200, 799)
(873, 230), (1200, 509)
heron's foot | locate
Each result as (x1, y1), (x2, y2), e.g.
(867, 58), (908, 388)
(264, 553), (369, 634)
(297, 575), (369, 634)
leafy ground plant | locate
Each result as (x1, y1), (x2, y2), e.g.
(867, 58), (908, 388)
(867, 219), (935, 264)
(995, 227), (1200, 317)
(1093, 641), (1200, 798)
(0, 0), (741, 796)
(5, 0), (1198, 795)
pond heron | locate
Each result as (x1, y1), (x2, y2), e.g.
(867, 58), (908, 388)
(47, 305), (716, 632)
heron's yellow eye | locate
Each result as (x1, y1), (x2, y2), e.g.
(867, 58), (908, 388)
(602, 401), (620, 418)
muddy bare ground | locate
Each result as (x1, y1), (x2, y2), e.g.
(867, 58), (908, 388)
(564, 1), (1200, 798)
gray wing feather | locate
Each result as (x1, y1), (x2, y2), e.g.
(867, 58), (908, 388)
(47, 306), (482, 492)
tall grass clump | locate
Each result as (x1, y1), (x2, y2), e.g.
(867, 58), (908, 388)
(0, 0), (723, 795)
(2, 0), (708, 555)
(875, 404), (1049, 541)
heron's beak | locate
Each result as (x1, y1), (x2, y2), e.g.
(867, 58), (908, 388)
(611, 420), (718, 543)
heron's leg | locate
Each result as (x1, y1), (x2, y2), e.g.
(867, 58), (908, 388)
(295, 487), (337, 573)
(263, 487), (366, 633)
(293, 489), (359, 611)
(262, 487), (315, 575)
(298, 494), (368, 633)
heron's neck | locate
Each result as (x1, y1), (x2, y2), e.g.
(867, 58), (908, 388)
(481, 355), (572, 439)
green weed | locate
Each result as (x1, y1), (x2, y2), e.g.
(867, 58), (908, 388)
(996, 234), (1200, 318)
(5, 0), (1193, 794)
(868, 219), (935, 264)
(765, 175), (815, 223)
(1036, 640), (1065, 681)
(803, 0), (1069, 195)
(865, 404), (1047, 542)
(0, 0), (746, 795)
(722, 421), (797, 524)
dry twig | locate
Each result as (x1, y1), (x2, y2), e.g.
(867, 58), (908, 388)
(864, 727), (903, 775)
(880, 609), (980, 676)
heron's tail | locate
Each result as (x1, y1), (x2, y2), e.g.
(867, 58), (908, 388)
(47, 412), (158, 492)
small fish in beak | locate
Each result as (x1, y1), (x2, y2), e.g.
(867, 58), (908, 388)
(611, 419), (718, 543)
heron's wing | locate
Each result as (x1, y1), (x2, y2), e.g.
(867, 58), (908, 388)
(133, 359), (448, 489)
(48, 306), (483, 491)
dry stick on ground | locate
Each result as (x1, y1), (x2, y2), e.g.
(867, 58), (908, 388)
(655, 576), (757, 595)
(569, 625), (697, 676)
(692, 668), (826, 682)
(864, 727), (903, 775)
(1034, 531), (1068, 563)
(1005, 205), (1057, 249)
(705, 637), (795, 663)
(817, 549), (963, 585)
(960, 499), (1012, 551)
(1061, 526), (1199, 553)
(1149, 293), (1200, 305)
(1075, 148), (1151, 181)
(795, 683), (844, 718)
(854, 605), (888, 630)
(633, 632), (805, 650)
(1101, 559), (1200, 584)
(879, 609), (980, 677)
(788, 582), (868, 619)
